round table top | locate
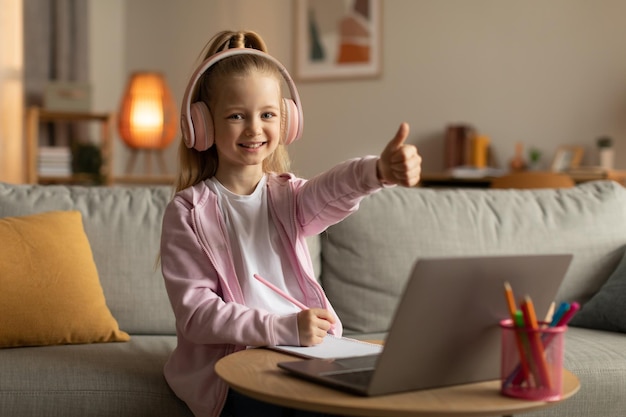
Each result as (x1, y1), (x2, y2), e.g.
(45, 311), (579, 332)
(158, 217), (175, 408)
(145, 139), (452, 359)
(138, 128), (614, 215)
(215, 348), (580, 417)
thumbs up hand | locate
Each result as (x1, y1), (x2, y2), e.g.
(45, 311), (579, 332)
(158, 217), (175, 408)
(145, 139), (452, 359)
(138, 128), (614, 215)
(376, 123), (421, 187)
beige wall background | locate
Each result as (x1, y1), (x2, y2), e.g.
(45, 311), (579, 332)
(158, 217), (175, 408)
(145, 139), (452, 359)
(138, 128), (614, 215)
(89, 0), (626, 179)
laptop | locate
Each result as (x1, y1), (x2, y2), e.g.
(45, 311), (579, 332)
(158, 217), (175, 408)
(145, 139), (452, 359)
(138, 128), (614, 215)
(278, 254), (572, 396)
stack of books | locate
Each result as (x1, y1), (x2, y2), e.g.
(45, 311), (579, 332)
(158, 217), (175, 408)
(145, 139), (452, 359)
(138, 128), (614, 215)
(450, 166), (507, 179)
(38, 147), (72, 177)
(566, 166), (608, 180)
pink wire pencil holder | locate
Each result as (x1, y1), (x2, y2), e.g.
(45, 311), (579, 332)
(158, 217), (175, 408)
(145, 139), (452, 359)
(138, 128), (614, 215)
(500, 319), (567, 401)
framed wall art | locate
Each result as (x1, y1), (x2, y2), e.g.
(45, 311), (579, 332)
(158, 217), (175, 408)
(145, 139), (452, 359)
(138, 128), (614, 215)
(294, 0), (382, 81)
(551, 146), (584, 172)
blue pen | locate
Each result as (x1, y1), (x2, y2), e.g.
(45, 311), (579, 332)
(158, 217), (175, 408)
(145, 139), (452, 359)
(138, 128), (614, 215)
(538, 302), (581, 358)
(555, 301), (580, 327)
(549, 302), (570, 327)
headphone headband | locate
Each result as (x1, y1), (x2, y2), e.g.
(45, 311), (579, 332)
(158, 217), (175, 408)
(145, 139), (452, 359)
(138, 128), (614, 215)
(181, 48), (303, 150)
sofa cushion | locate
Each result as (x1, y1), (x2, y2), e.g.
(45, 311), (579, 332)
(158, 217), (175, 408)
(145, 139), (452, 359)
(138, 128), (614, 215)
(322, 181), (626, 335)
(569, 245), (626, 333)
(0, 335), (192, 416)
(0, 210), (129, 348)
(0, 183), (175, 335)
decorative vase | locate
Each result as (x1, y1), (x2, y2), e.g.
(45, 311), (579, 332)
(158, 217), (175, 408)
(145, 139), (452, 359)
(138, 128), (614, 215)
(600, 148), (614, 170)
(509, 142), (527, 172)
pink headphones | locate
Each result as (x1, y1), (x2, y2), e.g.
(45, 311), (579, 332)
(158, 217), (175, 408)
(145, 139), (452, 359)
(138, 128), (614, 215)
(180, 48), (304, 151)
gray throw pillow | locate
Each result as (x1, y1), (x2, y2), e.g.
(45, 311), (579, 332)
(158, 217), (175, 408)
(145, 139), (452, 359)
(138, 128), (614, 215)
(570, 247), (626, 333)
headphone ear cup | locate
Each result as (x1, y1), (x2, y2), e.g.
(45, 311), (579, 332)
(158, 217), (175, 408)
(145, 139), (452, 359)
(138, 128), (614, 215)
(282, 98), (300, 145)
(189, 102), (214, 151)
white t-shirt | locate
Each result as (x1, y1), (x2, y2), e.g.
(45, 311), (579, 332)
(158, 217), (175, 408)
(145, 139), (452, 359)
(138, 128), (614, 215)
(207, 175), (304, 315)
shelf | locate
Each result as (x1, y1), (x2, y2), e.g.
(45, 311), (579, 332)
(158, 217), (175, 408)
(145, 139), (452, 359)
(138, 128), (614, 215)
(25, 107), (114, 186)
(420, 170), (626, 188)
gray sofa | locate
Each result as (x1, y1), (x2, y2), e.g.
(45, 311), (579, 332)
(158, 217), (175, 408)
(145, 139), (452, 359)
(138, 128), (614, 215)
(1, 180), (625, 417)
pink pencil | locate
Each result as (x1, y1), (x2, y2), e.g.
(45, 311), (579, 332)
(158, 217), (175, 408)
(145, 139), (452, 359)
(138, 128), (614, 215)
(253, 274), (308, 310)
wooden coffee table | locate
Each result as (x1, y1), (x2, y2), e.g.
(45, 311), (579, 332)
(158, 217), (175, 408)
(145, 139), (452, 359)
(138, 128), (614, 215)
(215, 348), (580, 417)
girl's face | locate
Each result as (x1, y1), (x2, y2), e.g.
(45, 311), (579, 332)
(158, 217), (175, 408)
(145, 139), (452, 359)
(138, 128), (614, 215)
(211, 72), (282, 178)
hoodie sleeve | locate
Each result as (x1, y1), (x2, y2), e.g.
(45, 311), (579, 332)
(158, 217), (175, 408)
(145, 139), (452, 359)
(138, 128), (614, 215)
(295, 156), (387, 236)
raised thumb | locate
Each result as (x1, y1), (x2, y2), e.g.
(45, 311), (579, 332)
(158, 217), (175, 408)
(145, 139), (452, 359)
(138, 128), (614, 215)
(388, 122), (410, 150)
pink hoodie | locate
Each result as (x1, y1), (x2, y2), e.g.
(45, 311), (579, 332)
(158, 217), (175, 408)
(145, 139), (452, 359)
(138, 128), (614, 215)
(160, 156), (384, 416)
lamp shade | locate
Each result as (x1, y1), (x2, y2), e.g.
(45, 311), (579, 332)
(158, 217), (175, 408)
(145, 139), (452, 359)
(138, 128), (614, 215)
(118, 72), (177, 149)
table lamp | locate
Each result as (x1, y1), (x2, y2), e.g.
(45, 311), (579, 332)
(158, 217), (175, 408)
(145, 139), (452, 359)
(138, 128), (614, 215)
(117, 72), (176, 175)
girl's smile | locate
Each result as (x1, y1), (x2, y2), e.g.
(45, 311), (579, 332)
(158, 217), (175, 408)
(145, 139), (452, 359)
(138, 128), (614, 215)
(240, 142), (264, 149)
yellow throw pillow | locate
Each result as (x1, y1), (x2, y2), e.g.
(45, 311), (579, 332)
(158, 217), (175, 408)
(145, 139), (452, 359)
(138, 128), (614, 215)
(0, 210), (130, 348)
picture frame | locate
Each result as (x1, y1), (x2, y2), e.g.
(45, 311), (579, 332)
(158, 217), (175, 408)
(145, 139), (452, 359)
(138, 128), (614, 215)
(294, 0), (382, 81)
(551, 146), (584, 172)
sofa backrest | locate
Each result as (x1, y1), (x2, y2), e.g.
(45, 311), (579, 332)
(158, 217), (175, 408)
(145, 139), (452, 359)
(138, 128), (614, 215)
(321, 181), (626, 335)
(0, 183), (175, 335)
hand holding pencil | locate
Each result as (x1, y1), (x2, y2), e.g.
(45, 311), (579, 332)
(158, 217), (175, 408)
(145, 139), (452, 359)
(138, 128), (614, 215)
(254, 273), (336, 346)
(297, 308), (336, 346)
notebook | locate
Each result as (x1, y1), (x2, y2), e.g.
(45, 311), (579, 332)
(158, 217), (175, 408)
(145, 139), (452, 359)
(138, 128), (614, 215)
(278, 254), (572, 396)
(270, 335), (382, 359)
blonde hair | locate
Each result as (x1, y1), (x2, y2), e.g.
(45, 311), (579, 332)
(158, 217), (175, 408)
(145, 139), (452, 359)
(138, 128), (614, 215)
(175, 30), (291, 192)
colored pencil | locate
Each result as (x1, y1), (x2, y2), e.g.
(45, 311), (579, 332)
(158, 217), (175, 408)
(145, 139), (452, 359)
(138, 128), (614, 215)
(503, 282), (531, 383)
(521, 296), (552, 389)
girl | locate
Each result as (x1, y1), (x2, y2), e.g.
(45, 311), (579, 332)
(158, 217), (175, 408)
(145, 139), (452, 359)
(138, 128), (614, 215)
(160, 30), (421, 417)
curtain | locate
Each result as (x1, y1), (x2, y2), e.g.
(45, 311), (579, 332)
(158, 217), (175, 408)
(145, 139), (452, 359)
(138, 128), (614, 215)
(24, 0), (88, 146)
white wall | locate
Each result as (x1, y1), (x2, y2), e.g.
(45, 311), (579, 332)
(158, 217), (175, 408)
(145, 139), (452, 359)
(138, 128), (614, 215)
(95, 0), (626, 179)
(88, 0), (125, 175)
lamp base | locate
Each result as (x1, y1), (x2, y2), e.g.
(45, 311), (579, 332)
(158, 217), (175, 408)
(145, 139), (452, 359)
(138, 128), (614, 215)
(125, 149), (168, 175)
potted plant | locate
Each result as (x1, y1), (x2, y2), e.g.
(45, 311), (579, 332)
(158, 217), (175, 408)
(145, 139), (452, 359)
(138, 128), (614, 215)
(528, 148), (542, 170)
(72, 143), (104, 185)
